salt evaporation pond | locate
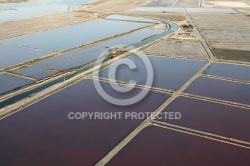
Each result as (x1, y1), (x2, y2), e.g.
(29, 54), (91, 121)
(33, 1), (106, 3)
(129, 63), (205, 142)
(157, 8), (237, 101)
(0, 79), (169, 165)
(0, 44), (50, 70)
(185, 77), (250, 105)
(99, 56), (207, 91)
(158, 97), (250, 141)
(105, 14), (159, 23)
(108, 127), (250, 165)
(205, 62), (250, 81)
(14, 28), (165, 79)
(0, 74), (34, 95)
(3, 20), (149, 51)
(0, 5), (69, 22)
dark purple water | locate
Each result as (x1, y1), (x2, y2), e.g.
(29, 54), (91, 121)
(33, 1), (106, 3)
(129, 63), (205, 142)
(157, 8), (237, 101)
(99, 56), (207, 91)
(0, 74), (34, 95)
(108, 126), (250, 166)
(185, 77), (250, 105)
(157, 97), (250, 141)
(0, 79), (169, 166)
(205, 62), (250, 81)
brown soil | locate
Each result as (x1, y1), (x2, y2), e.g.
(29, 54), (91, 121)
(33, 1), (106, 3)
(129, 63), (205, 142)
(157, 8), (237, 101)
(213, 48), (250, 62)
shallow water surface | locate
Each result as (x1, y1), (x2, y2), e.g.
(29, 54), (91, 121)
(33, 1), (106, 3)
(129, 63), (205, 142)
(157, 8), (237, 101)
(108, 127), (250, 165)
(106, 14), (159, 23)
(0, 44), (49, 69)
(14, 28), (165, 78)
(0, 5), (69, 22)
(158, 97), (250, 141)
(46, 0), (95, 5)
(0, 74), (34, 95)
(4, 20), (149, 51)
(99, 56), (207, 91)
(186, 8), (237, 13)
(205, 62), (250, 81)
(0, 2), (41, 10)
(0, 79), (169, 165)
(185, 77), (250, 105)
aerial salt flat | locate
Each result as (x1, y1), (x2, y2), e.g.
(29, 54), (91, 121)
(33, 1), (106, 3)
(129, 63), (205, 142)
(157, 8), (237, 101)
(0, 14), (173, 108)
(0, 0), (250, 165)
